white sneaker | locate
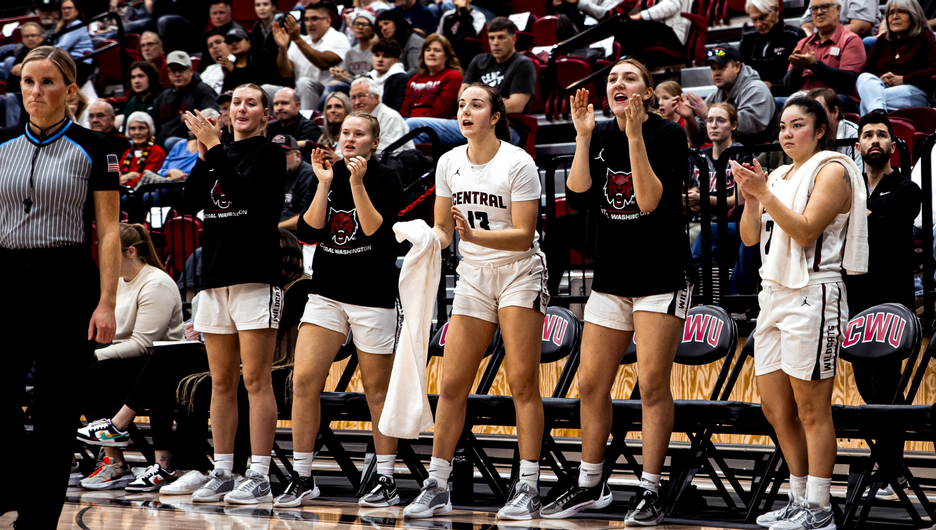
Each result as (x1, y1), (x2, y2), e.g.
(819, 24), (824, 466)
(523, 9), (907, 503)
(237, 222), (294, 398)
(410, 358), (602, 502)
(161, 470), (210, 495)
(757, 492), (800, 528)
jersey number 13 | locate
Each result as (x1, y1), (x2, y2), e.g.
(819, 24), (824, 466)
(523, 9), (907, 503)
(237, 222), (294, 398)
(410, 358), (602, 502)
(466, 211), (491, 230)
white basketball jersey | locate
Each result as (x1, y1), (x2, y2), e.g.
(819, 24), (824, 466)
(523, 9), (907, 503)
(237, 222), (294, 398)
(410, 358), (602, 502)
(760, 172), (849, 284)
(436, 142), (541, 266)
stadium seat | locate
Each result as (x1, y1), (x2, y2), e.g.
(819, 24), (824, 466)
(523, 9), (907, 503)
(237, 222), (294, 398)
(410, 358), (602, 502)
(887, 118), (916, 164)
(510, 113), (539, 160)
(512, 0), (549, 18)
(546, 55), (602, 119)
(123, 32), (141, 51)
(890, 107), (936, 135)
(162, 214), (203, 279)
(532, 16), (559, 47)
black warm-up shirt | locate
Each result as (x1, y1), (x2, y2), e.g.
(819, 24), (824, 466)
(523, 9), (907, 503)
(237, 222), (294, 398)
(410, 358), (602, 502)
(567, 114), (693, 297)
(297, 158), (404, 308)
(182, 135), (286, 290)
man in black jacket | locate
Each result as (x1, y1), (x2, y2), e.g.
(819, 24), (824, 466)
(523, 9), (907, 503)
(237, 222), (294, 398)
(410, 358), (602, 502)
(151, 51), (220, 147)
(739, 0), (805, 96)
(221, 27), (290, 96)
(272, 134), (317, 230)
(267, 87), (323, 155)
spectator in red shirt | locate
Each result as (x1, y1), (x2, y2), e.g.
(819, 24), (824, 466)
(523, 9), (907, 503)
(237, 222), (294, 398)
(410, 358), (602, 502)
(401, 35), (464, 119)
(783, 0), (866, 104)
(119, 112), (168, 188)
(856, 0), (936, 114)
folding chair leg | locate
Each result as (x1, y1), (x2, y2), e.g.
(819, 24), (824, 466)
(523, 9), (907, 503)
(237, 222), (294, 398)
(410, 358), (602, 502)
(315, 426), (361, 491)
(745, 449), (787, 523)
(903, 468), (936, 521)
(397, 440), (429, 483)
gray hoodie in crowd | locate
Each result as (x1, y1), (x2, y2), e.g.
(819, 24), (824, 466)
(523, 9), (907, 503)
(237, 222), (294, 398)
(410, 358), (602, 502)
(694, 64), (779, 146)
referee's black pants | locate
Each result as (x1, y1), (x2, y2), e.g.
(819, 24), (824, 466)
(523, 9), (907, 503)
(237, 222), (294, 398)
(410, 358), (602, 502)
(0, 245), (99, 529)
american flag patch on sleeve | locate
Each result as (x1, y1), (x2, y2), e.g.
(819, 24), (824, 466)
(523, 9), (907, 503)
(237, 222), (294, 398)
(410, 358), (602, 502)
(107, 154), (119, 172)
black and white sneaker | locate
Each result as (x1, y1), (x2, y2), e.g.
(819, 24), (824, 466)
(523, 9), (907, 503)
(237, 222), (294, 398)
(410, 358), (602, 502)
(540, 482), (612, 519)
(273, 474), (319, 508)
(625, 488), (664, 526)
(359, 474), (400, 507)
(126, 464), (177, 492)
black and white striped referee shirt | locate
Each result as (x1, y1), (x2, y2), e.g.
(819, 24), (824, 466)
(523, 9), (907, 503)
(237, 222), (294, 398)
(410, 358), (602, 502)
(0, 120), (119, 249)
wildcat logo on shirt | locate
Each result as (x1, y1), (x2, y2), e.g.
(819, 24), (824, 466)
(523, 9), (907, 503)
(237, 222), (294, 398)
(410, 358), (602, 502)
(211, 180), (231, 209)
(329, 208), (359, 246)
(604, 169), (635, 210)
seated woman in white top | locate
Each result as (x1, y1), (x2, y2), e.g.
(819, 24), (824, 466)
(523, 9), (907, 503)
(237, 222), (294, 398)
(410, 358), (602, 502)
(76, 223), (186, 492)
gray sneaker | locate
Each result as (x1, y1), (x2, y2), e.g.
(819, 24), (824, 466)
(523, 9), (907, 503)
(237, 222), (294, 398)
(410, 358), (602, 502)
(757, 493), (801, 528)
(770, 500), (836, 530)
(497, 482), (541, 520)
(192, 469), (237, 502)
(403, 478), (452, 518)
(224, 470), (273, 504)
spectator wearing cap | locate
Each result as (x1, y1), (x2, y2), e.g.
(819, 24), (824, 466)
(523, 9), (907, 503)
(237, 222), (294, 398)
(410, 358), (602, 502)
(801, 0), (880, 37)
(198, 1), (244, 72)
(437, 0), (485, 64)
(682, 46), (778, 146)
(319, 11), (380, 107)
(272, 134), (318, 228)
(393, 0), (437, 36)
(350, 76), (414, 156)
(268, 87), (323, 152)
(139, 32), (171, 88)
(272, 3), (352, 110)
(201, 30), (229, 94)
(220, 27), (289, 97)
(856, 0), (936, 114)
(150, 51), (220, 148)
(35, 0), (62, 39)
(89, 100), (133, 157)
(215, 91), (235, 149)
(252, 0), (279, 57)
(783, 0), (866, 105)
(740, 0), (805, 96)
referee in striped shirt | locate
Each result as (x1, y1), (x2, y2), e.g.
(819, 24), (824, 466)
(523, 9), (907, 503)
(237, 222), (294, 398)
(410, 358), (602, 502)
(0, 46), (120, 529)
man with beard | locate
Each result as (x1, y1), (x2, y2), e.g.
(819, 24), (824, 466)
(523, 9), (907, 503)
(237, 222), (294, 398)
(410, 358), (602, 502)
(844, 110), (921, 499)
(267, 87), (323, 156)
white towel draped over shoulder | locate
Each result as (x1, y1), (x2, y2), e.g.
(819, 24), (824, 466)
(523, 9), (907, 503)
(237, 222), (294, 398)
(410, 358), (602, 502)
(378, 220), (442, 439)
(760, 151), (868, 289)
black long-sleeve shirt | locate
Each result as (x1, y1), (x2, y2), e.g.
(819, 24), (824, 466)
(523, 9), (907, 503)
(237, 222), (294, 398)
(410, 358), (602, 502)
(296, 157), (403, 308)
(844, 171), (921, 315)
(738, 19), (805, 94)
(182, 135), (286, 290)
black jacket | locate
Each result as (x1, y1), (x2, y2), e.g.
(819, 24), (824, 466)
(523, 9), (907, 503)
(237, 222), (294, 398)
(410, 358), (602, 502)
(739, 19), (805, 95)
(382, 72), (410, 112)
(181, 135), (286, 290)
(151, 73), (220, 145)
(844, 171), (922, 315)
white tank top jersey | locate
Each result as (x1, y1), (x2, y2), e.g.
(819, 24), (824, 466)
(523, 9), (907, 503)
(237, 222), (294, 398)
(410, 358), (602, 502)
(759, 169), (850, 285)
(435, 141), (542, 267)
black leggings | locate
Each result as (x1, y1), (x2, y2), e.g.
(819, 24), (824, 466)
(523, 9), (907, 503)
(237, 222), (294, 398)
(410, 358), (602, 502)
(0, 246), (98, 529)
(84, 345), (211, 470)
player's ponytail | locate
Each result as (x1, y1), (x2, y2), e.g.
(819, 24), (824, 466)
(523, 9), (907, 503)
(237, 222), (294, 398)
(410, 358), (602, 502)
(464, 83), (512, 143)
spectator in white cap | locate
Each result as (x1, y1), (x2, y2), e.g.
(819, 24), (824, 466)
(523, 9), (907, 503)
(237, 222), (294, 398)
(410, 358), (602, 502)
(150, 51), (220, 149)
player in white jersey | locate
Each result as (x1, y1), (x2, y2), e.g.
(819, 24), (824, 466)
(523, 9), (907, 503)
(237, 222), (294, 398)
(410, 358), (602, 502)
(732, 96), (865, 530)
(402, 84), (548, 521)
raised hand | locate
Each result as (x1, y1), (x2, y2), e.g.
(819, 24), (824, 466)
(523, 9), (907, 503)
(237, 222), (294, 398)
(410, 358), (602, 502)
(570, 88), (595, 137)
(283, 14), (302, 41)
(452, 206), (474, 243)
(675, 94), (695, 119)
(183, 110), (221, 158)
(311, 148), (334, 184)
(623, 91), (646, 139)
(731, 159), (768, 202)
(272, 21), (291, 49)
(347, 155), (367, 186)
(684, 92), (707, 119)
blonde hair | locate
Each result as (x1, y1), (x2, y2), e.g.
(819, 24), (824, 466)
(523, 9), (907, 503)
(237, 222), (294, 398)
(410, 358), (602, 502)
(656, 80), (683, 99)
(119, 223), (166, 272)
(320, 92), (352, 147)
(21, 46), (78, 120)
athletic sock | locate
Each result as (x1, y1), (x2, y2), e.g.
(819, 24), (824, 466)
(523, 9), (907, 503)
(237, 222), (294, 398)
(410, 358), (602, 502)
(806, 475), (832, 510)
(249, 455), (271, 478)
(376, 455), (396, 478)
(293, 452), (315, 478)
(640, 472), (662, 494)
(428, 457), (452, 488)
(518, 460), (539, 493)
(790, 474), (807, 501)
(214, 453), (234, 474)
(578, 460), (603, 488)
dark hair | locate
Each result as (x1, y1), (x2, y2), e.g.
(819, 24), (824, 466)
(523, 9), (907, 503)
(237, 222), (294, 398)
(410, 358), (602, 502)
(126, 60), (161, 96)
(305, 2), (331, 15)
(782, 95), (834, 151)
(61, 0), (86, 21)
(371, 37), (402, 59)
(555, 14), (579, 41)
(857, 109), (894, 139)
(279, 228), (304, 286)
(488, 17), (517, 35)
(806, 87), (842, 122)
(376, 10), (413, 45)
(462, 83), (511, 142)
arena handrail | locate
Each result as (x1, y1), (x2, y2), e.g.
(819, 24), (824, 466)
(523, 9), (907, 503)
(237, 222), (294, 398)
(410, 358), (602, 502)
(52, 11), (131, 86)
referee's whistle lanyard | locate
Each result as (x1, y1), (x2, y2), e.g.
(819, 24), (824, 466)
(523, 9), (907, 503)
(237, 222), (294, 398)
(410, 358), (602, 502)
(23, 115), (70, 214)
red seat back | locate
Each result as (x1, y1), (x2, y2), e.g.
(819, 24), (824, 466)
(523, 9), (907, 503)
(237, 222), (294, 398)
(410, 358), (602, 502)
(890, 107), (936, 135)
(163, 215), (203, 275)
(532, 16), (558, 47)
(512, 0), (549, 19)
(888, 117), (916, 167)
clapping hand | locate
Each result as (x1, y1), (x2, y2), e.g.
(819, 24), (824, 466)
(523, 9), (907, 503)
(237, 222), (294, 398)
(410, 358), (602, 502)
(623, 92), (646, 139)
(731, 159), (768, 202)
(347, 155), (368, 186)
(272, 21), (291, 49)
(684, 91), (707, 119)
(183, 110), (222, 159)
(311, 148), (334, 184)
(570, 88), (595, 137)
